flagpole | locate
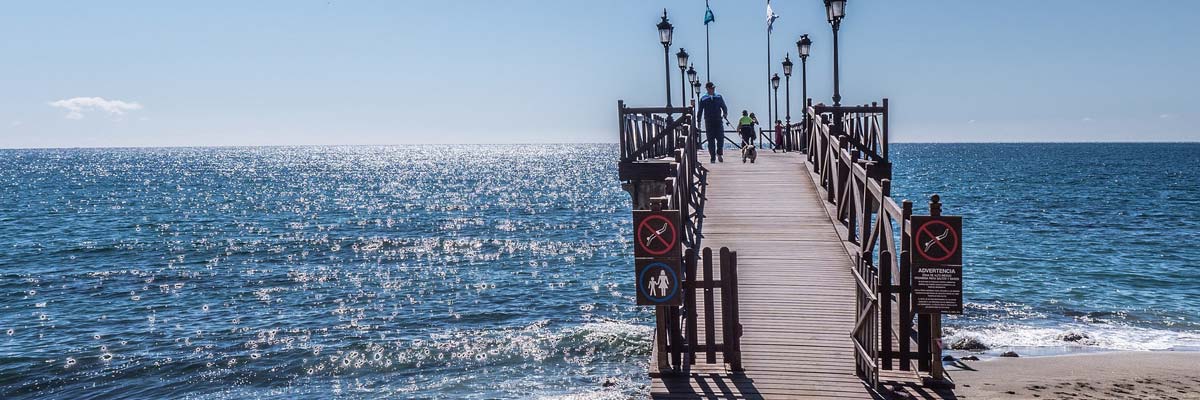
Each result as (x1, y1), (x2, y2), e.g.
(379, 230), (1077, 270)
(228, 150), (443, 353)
(706, 25), (711, 82)
(705, 0), (711, 82)
(765, 0), (772, 149)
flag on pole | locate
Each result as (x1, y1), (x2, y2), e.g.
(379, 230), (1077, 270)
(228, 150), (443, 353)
(704, 5), (715, 25)
(766, 3), (779, 32)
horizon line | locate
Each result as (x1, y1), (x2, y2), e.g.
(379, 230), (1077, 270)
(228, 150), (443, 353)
(2, 140), (1199, 151)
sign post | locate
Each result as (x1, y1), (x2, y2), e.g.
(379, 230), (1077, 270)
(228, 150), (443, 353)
(909, 195), (961, 388)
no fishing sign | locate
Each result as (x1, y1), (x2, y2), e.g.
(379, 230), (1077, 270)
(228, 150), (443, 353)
(909, 215), (964, 314)
(911, 216), (962, 266)
(633, 210), (681, 258)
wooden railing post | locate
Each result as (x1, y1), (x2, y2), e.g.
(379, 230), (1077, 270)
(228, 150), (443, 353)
(928, 195), (946, 382)
(881, 98), (889, 160)
(685, 248), (698, 365)
(703, 247), (716, 364)
(875, 179), (891, 371)
(719, 247), (742, 371)
(899, 199), (913, 371)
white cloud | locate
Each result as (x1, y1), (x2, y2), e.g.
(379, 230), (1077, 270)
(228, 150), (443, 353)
(967, 119), (976, 124)
(1159, 114), (1171, 119)
(1081, 117), (1093, 122)
(48, 97), (143, 120)
(9, 121), (21, 127)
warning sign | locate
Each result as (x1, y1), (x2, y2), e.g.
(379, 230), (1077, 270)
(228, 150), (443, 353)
(636, 259), (682, 306)
(912, 264), (963, 314)
(633, 210), (681, 258)
(911, 216), (962, 266)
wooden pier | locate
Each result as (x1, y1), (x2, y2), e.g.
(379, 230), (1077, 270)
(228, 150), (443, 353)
(650, 151), (870, 398)
(619, 102), (962, 399)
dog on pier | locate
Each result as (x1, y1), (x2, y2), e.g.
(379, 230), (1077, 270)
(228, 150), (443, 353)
(741, 143), (757, 163)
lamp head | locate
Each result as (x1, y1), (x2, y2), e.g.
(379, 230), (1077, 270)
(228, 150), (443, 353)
(797, 34), (812, 60)
(657, 9), (674, 46)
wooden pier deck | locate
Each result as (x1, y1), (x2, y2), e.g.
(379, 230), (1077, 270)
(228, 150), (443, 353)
(650, 151), (942, 399)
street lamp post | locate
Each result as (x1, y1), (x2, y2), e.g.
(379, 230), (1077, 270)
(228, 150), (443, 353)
(686, 64), (698, 95)
(824, 0), (846, 107)
(771, 74), (781, 150)
(657, 10), (674, 109)
(782, 54), (793, 151)
(771, 73), (781, 141)
(687, 64), (698, 112)
(797, 34), (811, 149)
(677, 48), (689, 114)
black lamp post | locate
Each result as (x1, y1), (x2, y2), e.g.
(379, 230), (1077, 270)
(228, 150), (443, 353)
(677, 48), (689, 113)
(692, 80), (701, 103)
(824, 0), (846, 106)
(687, 64), (698, 110)
(782, 55), (793, 151)
(686, 65), (698, 90)
(657, 10), (674, 109)
(771, 73), (781, 126)
(797, 34), (811, 132)
(770, 74), (781, 150)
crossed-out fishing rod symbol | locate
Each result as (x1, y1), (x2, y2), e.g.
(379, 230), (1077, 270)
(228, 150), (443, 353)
(915, 219), (959, 263)
(644, 223), (669, 248)
(636, 214), (677, 256)
(922, 228), (951, 254)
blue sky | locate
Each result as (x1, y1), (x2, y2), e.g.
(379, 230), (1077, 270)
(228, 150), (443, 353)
(1, 1), (1197, 148)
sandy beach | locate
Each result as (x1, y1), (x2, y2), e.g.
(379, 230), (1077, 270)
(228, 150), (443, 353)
(950, 351), (1200, 399)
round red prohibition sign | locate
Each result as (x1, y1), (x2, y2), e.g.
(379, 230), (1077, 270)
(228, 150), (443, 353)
(637, 215), (678, 256)
(915, 220), (959, 262)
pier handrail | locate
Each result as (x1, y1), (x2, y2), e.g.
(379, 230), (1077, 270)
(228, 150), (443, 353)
(617, 101), (708, 254)
(803, 100), (943, 388)
(812, 100), (889, 162)
(618, 102), (692, 163)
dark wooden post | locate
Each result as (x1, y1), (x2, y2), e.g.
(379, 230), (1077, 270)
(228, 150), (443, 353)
(685, 248), (698, 365)
(719, 247), (731, 367)
(881, 98), (889, 160)
(899, 199), (913, 371)
(618, 101), (626, 160)
(928, 194), (946, 381)
(879, 179), (893, 370)
(720, 247), (742, 371)
(703, 247), (716, 364)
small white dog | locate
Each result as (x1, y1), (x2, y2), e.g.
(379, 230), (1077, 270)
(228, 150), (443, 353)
(741, 144), (757, 163)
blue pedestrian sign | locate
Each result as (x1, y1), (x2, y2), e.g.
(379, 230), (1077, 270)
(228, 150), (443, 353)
(636, 259), (681, 306)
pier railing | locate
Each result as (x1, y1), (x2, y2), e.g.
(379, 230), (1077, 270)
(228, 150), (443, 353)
(617, 102), (707, 251)
(804, 101), (944, 388)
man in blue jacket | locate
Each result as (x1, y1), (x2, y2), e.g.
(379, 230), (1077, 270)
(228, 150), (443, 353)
(696, 82), (728, 163)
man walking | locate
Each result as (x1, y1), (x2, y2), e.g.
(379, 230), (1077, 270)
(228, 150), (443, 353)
(696, 82), (728, 163)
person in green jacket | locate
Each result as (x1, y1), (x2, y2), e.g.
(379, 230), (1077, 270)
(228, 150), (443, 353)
(737, 111), (755, 147)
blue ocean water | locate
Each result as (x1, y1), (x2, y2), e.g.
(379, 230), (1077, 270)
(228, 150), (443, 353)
(890, 143), (1200, 353)
(0, 146), (647, 399)
(1, 143), (1198, 398)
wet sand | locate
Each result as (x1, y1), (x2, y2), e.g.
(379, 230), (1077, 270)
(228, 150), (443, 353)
(950, 351), (1200, 399)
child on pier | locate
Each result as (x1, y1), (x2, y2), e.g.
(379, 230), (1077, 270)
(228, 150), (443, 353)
(738, 111), (755, 147)
(774, 120), (785, 153)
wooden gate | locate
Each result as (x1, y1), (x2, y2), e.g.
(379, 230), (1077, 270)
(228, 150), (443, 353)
(682, 247), (742, 371)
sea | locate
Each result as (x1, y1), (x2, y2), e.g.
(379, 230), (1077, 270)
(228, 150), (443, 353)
(1, 143), (1198, 399)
